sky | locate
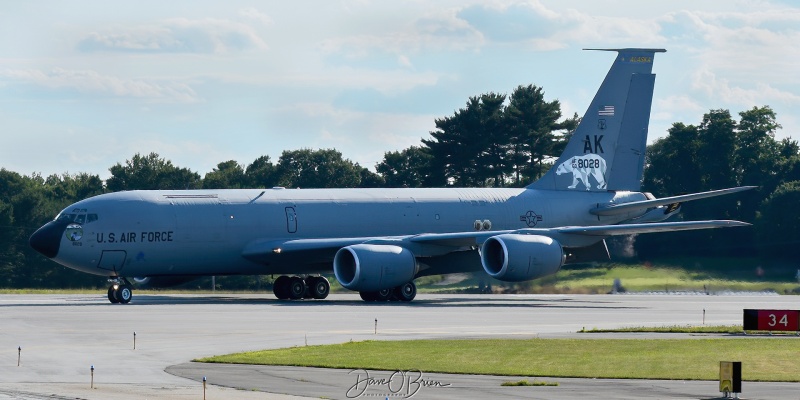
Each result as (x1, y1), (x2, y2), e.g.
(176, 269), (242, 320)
(1, 1), (799, 180)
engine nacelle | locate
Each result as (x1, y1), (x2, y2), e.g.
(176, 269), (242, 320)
(333, 244), (418, 292)
(480, 234), (565, 282)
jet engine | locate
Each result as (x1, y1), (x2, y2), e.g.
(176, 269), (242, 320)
(333, 244), (418, 292)
(480, 234), (565, 282)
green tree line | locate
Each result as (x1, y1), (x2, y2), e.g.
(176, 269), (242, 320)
(1, 83), (798, 288)
(636, 107), (800, 260)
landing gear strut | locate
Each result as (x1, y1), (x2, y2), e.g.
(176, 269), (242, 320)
(107, 278), (133, 304)
(272, 275), (330, 300)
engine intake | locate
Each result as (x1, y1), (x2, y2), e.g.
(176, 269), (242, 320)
(333, 244), (418, 292)
(480, 234), (565, 282)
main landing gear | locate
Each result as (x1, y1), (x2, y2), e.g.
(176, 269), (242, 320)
(359, 281), (416, 302)
(107, 278), (133, 304)
(272, 275), (330, 300)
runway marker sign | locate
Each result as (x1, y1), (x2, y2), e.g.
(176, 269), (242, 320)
(743, 309), (800, 331)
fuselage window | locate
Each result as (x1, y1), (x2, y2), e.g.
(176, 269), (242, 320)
(86, 214), (98, 223)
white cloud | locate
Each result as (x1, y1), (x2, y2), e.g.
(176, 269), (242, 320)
(319, 7), (484, 57)
(654, 95), (705, 117)
(457, 1), (666, 49)
(660, 9), (800, 83)
(3, 0), (800, 180)
(286, 102), (364, 125)
(692, 69), (800, 106)
(222, 67), (444, 95)
(1, 68), (200, 103)
(648, 95), (707, 138)
(239, 7), (274, 26)
(397, 54), (413, 68)
(77, 17), (268, 54)
(318, 129), (353, 146)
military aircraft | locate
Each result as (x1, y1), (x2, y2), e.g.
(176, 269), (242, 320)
(30, 48), (753, 304)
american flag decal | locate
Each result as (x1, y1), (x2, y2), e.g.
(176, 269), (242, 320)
(598, 105), (615, 116)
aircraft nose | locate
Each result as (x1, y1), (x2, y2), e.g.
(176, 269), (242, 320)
(29, 220), (67, 258)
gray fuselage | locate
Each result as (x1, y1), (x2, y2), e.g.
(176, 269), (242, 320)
(50, 187), (644, 279)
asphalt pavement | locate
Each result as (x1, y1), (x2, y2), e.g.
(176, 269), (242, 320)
(1, 292), (799, 399)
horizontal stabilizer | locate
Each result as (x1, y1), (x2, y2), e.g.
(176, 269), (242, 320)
(590, 186), (757, 216)
(552, 220), (751, 236)
(584, 48), (668, 53)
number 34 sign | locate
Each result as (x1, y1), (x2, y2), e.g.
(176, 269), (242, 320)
(743, 309), (800, 331)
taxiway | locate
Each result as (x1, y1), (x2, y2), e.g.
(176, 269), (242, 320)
(1, 293), (798, 399)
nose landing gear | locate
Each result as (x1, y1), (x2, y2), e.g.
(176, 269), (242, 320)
(107, 278), (133, 304)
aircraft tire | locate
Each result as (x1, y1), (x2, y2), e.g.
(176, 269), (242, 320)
(117, 284), (133, 304)
(359, 291), (376, 301)
(394, 282), (416, 302)
(273, 276), (291, 300)
(288, 276), (306, 300)
(375, 289), (392, 301)
(309, 277), (330, 299)
(107, 286), (120, 304)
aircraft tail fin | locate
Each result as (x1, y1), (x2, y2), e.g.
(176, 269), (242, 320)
(529, 48), (666, 192)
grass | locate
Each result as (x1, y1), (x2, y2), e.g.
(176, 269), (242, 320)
(582, 325), (745, 334)
(425, 258), (800, 294)
(196, 338), (800, 382)
(582, 324), (800, 335)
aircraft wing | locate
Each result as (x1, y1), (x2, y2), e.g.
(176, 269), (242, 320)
(242, 231), (505, 264)
(589, 186), (756, 216)
(242, 219), (750, 263)
(241, 236), (397, 264)
(406, 220), (750, 248)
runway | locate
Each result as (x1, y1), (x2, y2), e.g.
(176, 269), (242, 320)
(1, 293), (799, 399)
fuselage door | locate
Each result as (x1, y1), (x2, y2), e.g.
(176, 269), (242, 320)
(97, 250), (127, 274)
(285, 206), (297, 233)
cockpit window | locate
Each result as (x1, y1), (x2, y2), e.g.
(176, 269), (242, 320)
(55, 213), (98, 224)
(56, 213), (76, 222)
